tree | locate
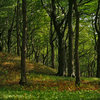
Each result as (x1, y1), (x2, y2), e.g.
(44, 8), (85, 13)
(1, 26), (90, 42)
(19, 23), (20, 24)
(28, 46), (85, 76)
(51, 0), (68, 76)
(50, 19), (55, 68)
(68, 0), (74, 77)
(19, 0), (27, 85)
(95, 0), (100, 77)
(74, 0), (80, 86)
(7, 8), (15, 53)
(16, 0), (20, 56)
(41, 0), (69, 75)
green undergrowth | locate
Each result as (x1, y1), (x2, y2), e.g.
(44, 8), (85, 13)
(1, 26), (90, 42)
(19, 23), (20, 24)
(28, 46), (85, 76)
(28, 72), (75, 81)
(81, 77), (100, 82)
(0, 88), (100, 100)
(0, 52), (100, 99)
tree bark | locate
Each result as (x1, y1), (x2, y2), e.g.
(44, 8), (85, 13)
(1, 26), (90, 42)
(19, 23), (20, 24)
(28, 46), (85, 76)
(74, 0), (80, 86)
(19, 0), (27, 85)
(95, 0), (100, 78)
(97, 34), (100, 77)
(50, 19), (54, 68)
(16, 0), (20, 56)
(50, 41), (54, 68)
(68, 0), (74, 77)
(46, 42), (49, 66)
(57, 35), (65, 76)
(35, 51), (39, 63)
(7, 8), (15, 53)
(0, 29), (4, 51)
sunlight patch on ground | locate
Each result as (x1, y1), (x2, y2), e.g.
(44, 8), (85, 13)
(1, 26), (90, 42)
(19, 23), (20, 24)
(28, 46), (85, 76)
(2, 62), (15, 68)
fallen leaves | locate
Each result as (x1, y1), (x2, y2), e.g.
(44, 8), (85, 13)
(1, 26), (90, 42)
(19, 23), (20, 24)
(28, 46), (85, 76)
(0, 52), (100, 92)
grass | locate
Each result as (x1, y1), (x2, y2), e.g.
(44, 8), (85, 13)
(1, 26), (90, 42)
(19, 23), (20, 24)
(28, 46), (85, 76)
(0, 52), (100, 99)
(0, 89), (100, 100)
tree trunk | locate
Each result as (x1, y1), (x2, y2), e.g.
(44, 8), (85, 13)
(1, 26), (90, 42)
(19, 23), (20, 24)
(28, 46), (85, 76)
(7, 9), (15, 53)
(97, 35), (100, 77)
(35, 51), (39, 63)
(74, 0), (80, 86)
(50, 42), (54, 68)
(42, 50), (45, 65)
(68, 0), (74, 77)
(95, 0), (100, 78)
(88, 58), (91, 77)
(50, 19), (54, 68)
(7, 29), (11, 53)
(19, 0), (27, 85)
(0, 29), (4, 52)
(57, 35), (65, 76)
(46, 42), (49, 66)
(16, 0), (20, 56)
(64, 43), (68, 76)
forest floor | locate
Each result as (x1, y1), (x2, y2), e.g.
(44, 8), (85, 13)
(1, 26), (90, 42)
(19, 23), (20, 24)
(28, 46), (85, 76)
(0, 52), (100, 100)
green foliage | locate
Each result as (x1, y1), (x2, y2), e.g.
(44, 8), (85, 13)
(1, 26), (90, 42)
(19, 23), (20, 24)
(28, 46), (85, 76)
(79, 0), (98, 15)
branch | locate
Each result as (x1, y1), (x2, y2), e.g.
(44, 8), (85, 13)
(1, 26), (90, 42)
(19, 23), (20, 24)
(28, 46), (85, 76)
(79, 0), (83, 3)
(51, 0), (59, 31)
(58, 13), (68, 28)
(56, 2), (66, 14)
(0, 28), (5, 37)
(79, 0), (94, 6)
(92, 18), (97, 50)
(62, 13), (68, 35)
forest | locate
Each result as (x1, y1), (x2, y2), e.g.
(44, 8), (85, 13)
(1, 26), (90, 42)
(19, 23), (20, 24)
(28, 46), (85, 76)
(0, 0), (100, 99)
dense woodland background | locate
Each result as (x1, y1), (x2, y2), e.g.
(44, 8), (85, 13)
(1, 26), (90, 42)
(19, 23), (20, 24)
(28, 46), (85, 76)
(1, 0), (100, 99)
(0, 0), (100, 90)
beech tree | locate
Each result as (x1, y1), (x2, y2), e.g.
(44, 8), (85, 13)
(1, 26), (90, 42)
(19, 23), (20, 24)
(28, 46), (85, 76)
(7, 8), (15, 53)
(50, 19), (55, 68)
(74, 0), (80, 86)
(68, 0), (74, 77)
(16, 0), (20, 56)
(95, 0), (100, 77)
(19, 0), (27, 85)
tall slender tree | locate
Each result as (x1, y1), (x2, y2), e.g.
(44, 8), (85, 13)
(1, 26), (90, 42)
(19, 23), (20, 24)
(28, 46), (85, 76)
(7, 8), (15, 53)
(19, 0), (27, 85)
(95, 0), (100, 77)
(50, 19), (55, 68)
(74, 0), (80, 86)
(16, 0), (20, 56)
(68, 0), (74, 77)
